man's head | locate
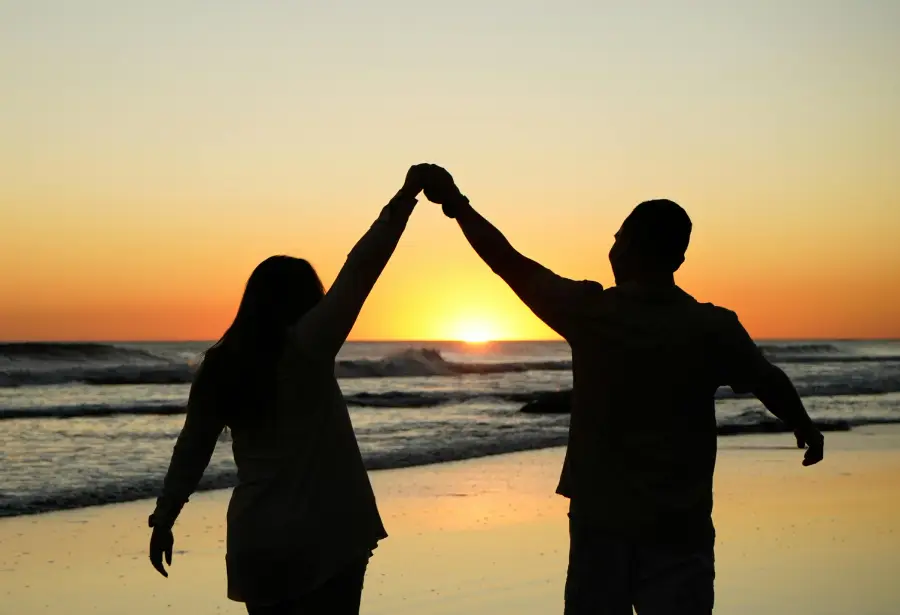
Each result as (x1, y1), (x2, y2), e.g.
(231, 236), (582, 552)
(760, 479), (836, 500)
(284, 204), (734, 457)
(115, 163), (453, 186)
(608, 199), (692, 284)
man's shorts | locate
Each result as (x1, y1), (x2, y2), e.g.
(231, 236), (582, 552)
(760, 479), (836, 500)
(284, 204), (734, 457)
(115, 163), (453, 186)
(564, 514), (715, 615)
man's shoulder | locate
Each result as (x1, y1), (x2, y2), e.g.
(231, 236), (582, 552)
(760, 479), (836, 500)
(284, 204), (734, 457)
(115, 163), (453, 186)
(693, 299), (735, 317)
(669, 290), (745, 334)
(582, 279), (606, 294)
(689, 301), (744, 336)
(673, 288), (733, 315)
(561, 278), (606, 300)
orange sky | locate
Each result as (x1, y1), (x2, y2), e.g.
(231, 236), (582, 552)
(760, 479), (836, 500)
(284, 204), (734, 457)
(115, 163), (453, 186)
(1, 2), (898, 341)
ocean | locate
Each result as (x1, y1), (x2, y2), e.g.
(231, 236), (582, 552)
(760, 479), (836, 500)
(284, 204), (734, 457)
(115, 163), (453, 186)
(2, 340), (899, 518)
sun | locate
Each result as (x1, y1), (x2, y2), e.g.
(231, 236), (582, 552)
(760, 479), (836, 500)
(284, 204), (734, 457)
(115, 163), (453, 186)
(454, 320), (495, 344)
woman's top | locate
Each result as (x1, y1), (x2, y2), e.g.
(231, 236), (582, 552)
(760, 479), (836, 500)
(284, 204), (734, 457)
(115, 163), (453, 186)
(150, 194), (417, 604)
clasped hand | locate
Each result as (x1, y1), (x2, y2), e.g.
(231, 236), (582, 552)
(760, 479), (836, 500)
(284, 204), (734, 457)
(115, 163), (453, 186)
(398, 163), (468, 218)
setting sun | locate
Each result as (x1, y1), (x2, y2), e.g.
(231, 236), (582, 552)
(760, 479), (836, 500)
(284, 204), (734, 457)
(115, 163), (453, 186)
(454, 319), (496, 344)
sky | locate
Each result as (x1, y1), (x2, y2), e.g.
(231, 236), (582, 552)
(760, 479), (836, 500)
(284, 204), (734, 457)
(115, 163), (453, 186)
(1, 0), (898, 341)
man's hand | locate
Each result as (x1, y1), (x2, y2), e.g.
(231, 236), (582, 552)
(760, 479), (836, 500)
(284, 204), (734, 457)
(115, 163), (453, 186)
(795, 425), (824, 466)
(748, 363), (824, 467)
(149, 526), (174, 578)
(421, 164), (467, 217)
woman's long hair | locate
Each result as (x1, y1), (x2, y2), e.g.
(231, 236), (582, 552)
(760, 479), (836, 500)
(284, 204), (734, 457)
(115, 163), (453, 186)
(194, 256), (325, 428)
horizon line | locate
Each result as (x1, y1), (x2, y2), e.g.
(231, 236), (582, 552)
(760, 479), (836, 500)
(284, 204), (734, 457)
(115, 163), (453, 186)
(1, 337), (898, 344)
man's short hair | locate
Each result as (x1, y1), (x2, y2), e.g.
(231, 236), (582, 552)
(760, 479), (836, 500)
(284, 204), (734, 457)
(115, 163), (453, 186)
(621, 199), (692, 271)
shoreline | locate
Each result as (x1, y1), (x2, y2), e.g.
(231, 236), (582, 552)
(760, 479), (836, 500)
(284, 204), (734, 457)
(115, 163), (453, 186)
(5, 416), (899, 520)
(3, 425), (900, 614)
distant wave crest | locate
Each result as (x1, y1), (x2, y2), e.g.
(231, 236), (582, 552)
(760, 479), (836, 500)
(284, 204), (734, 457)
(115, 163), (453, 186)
(0, 342), (162, 362)
(0, 346), (572, 388)
(757, 343), (900, 364)
(2, 344), (899, 389)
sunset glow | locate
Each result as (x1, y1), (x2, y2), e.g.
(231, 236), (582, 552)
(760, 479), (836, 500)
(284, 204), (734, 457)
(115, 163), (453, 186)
(454, 319), (496, 344)
(1, 2), (898, 341)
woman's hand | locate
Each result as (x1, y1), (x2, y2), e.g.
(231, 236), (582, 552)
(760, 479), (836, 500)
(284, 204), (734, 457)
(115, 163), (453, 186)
(795, 424), (825, 466)
(396, 164), (428, 200)
(149, 525), (175, 577)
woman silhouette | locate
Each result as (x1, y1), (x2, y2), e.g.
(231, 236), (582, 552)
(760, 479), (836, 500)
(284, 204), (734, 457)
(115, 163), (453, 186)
(148, 166), (425, 614)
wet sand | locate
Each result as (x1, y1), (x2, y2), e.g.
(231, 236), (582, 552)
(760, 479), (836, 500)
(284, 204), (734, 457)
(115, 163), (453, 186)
(3, 426), (900, 614)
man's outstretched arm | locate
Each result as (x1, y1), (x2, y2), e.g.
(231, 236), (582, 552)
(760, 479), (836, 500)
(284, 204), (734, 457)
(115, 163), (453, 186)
(722, 312), (824, 466)
(751, 364), (824, 466)
(428, 167), (599, 338)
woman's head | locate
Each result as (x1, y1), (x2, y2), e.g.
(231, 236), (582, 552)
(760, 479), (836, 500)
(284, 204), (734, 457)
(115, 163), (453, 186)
(230, 256), (325, 339)
(197, 256), (325, 427)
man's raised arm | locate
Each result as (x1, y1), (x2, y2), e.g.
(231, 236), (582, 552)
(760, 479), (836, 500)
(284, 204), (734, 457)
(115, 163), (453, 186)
(423, 164), (600, 338)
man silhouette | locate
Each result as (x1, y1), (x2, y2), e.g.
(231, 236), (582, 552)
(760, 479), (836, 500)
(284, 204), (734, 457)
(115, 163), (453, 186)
(421, 164), (824, 614)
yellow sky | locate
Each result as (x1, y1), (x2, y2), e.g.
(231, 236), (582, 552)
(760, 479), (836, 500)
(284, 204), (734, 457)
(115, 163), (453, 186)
(1, 1), (898, 341)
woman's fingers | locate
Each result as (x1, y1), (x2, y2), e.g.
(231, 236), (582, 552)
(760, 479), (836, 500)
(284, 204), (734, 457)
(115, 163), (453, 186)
(150, 527), (173, 577)
(150, 546), (169, 577)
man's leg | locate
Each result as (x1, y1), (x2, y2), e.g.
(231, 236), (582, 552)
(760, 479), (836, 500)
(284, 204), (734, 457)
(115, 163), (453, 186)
(632, 542), (714, 615)
(564, 513), (634, 615)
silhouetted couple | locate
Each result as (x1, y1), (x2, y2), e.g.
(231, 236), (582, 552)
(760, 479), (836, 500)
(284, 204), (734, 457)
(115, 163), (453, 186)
(149, 164), (824, 614)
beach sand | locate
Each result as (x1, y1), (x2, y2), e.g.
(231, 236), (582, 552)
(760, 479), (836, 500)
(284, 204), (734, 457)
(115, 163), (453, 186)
(3, 426), (900, 615)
